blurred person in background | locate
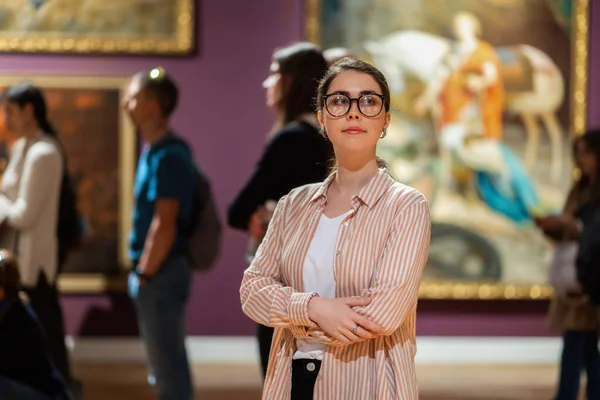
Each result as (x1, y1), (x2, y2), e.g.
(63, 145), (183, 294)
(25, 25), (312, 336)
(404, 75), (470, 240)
(0, 84), (81, 393)
(536, 131), (600, 400)
(0, 249), (73, 400)
(228, 42), (333, 378)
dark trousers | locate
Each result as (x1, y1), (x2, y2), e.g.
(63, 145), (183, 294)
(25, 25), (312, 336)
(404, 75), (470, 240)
(555, 330), (600, 400)
(291, 359), (321, 400)
(258, 324), (274, 378)
(24, 272), (71, 384)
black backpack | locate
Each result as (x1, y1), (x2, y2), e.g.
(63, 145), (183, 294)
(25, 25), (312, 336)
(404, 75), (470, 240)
(185, 167), (222, 271)
(170, 137), (222, 271)
(57, 170), (83, 269)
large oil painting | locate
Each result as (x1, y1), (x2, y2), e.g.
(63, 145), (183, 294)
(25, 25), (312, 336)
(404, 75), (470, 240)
(0, 75), (135, 293)
(0, 0), (194, 54)
(307, 0), (589, 299)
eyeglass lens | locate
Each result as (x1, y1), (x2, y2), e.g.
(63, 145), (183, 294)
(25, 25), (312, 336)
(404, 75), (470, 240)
(325, 94), (383, 117)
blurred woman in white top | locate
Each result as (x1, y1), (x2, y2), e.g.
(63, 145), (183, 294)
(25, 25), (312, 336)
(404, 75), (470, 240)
(0, 83), (72, 385)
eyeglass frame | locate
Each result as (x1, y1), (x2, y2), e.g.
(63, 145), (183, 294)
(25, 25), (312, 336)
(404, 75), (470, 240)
(322, 92), (387, 118)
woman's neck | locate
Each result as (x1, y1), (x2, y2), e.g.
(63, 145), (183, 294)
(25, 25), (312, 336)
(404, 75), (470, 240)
(21, 125), (39, 141)
(331, 156), (379, 197)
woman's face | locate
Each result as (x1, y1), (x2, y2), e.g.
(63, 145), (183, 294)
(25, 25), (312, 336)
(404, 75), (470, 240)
(262, 61), (283, 110)
(318, 70), (390, 157)
(577, 139), (597, 178)
(2, 101), (32, 135)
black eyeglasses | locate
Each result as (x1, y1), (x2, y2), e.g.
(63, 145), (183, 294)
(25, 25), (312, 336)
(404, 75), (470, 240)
(323, 93), (386, 118)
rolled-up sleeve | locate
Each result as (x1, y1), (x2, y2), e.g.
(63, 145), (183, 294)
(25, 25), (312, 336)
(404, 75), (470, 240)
(240, 195), (319, 329)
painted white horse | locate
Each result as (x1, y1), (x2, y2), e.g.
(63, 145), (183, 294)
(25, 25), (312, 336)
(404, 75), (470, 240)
(364, 30), (565, 182)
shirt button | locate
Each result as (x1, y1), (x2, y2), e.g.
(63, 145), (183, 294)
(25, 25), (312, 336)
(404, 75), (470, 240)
(307, 362), (316, 372)
(336, 250), (341, 256)
(344, 222), (349, 226)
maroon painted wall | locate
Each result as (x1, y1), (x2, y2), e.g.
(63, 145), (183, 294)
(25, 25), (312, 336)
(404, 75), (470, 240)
(0, 0), (596, 338)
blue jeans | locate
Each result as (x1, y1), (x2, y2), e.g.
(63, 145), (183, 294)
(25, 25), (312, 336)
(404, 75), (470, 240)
(128, 255), (193, 400)
(555, 330), (600, 400)
(0, 376), (72, 400)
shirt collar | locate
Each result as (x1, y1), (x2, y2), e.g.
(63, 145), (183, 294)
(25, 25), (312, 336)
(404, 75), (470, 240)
(310, 168), (395, 208)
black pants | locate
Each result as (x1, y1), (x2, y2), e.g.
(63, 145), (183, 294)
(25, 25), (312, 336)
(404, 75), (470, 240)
(24, 272), (72, 383)
(555, 330), (600, 400)
(258, 324), (274, 378)
(291, 359), (321, 400)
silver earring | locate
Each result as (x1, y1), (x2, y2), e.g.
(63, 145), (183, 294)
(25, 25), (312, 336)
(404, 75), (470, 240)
(320, 127), (328, 139)
(380, 129), (387, 139)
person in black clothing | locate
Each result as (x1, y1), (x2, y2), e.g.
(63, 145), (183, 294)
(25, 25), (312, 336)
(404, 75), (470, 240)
(228, 42), (332, 378)
(536, 130), (600, 400)
(0, 250), (72, 400)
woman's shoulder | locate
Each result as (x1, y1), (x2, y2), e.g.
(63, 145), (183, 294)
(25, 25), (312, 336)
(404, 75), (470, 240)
(28, 136), (61, 158)
(9, 137), (26, 154)
(280, 181), (325, 209)
(386, 181), (429, 213)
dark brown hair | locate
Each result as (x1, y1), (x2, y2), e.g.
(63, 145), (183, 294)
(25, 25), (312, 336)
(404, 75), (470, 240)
(571, 129), (600, 205)
(316, 57), (391, 170)
(135, 67), (179, 118)
(316, 57), (391, 113)
(273, 42), (327, 125)
(0, 250), (21, 300)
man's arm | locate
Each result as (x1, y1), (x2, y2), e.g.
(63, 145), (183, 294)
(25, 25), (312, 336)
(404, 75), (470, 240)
(138, 198), (179, 278)
(138, 150), (191, 278)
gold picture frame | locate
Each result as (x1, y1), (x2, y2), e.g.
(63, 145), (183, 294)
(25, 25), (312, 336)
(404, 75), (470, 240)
(0, 74), (136, 293)
(0, 0), (194, 55)
(306, 0), (589, 300)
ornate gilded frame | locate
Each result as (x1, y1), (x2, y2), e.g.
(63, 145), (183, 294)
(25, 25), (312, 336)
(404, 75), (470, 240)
(305, 0), (590, 300)
(0, 74), (135, 293)
(0, 0), (194, 55)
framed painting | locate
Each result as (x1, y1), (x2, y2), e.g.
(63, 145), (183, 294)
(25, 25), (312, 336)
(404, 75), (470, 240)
(0, 75), (136, 293)
(0, 0), (194, 55)
(306, 0), (589, 299)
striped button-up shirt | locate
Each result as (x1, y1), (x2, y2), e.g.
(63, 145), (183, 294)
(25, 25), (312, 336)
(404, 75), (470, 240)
(240, 168), (431, 399)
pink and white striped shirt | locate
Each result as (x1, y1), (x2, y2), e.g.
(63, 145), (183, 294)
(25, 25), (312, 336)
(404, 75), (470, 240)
(240, 168), (431, 399)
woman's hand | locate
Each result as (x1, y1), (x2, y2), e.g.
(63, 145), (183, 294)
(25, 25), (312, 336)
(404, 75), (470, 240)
(307, 296), (384, 344)
(248, 201), (277, 239)
(248, 210), (266, 239)
(534, 215), (570, 232)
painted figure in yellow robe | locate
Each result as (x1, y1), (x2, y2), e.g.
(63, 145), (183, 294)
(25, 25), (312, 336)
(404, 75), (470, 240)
(415, 11), (544, 225)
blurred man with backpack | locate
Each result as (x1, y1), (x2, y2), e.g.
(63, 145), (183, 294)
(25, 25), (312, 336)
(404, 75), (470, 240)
(122, 67), (221, 400)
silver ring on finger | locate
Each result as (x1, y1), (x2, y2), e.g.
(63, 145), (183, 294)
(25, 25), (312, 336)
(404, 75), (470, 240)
(352, 324), (358, 333)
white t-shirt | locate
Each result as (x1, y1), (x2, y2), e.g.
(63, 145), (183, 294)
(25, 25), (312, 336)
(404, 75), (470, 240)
(293, 211), (348, 360)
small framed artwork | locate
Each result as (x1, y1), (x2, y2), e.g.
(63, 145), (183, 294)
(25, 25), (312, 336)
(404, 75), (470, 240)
(0, 74), (136, 293)
(0, 0), (195, 55)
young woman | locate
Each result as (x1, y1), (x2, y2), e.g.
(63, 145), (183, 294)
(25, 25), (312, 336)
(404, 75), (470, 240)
(228, 42), (333, 377)
(0, 84), (72, 385)
(240, 58), (431, 399)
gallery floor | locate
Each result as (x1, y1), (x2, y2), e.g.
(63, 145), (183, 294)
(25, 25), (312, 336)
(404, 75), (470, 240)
(73, 363), (584, 400)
